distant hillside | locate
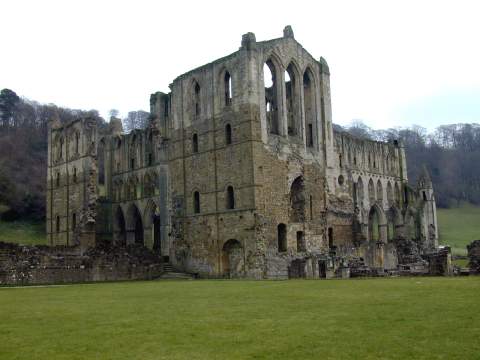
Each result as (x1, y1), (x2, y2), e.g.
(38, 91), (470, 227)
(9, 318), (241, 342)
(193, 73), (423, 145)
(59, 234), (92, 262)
(437, 203), (480, 255)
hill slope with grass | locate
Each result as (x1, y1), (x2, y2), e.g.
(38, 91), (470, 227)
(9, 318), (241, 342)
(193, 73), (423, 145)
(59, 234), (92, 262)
(0, 220), (46, 246)
(438, 203), (480, 255)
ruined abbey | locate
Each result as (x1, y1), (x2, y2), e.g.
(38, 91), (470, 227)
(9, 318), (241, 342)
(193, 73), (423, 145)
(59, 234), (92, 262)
(46, 27), (440, 279)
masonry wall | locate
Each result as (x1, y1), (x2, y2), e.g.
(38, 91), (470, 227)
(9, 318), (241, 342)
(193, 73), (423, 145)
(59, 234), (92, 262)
(47, 118), (98, 247)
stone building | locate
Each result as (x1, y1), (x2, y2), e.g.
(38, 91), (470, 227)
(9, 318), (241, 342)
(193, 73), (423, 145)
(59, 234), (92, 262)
(47, 27), (439, 278)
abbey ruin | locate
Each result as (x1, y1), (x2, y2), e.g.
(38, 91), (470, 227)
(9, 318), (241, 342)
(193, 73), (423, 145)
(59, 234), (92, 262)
(46, 27), (441, 279)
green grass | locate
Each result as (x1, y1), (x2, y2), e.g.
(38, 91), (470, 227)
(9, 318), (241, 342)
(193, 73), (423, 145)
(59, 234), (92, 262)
(438, 203), (480, 255)
(0, 219), (46, 245)
(1, 278), (479, 359)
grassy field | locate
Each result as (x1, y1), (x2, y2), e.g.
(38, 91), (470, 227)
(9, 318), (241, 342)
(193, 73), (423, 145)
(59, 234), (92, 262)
(438, 203), (480, 255)
(0, 219), (46, 245)
(1, 278), (479, 359)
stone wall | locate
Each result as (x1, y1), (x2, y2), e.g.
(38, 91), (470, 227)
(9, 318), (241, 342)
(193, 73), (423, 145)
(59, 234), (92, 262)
(0, 242), (163, 286)
(467, 240), (480, 273)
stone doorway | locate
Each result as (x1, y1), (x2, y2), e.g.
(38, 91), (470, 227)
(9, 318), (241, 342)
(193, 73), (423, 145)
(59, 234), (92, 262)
(222, 239), (244, 278)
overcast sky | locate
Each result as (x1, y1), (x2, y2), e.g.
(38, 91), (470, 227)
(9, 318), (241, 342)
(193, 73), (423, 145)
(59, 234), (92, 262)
(1, 0), (479, 130)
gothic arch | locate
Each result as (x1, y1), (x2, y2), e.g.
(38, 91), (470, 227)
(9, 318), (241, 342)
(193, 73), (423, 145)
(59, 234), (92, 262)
(126, 203), (144, 245)
(263, 56), (281, 135)
(368, 178), (375, 203)
(303, 66), (316, 147)
(368, 203), (387, 242)
(285, 61), (301, 137)
(113, 206), (127, 246)
(290, 176), (305, 222)
(222, 239), (244, 278)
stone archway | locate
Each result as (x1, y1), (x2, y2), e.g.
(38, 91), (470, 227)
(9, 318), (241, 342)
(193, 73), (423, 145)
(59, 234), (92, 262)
(222, 239), (244, 278)
(144, 201), (161, 253)
(126, 204), (144, 245)
(113, 206), (126, 246)
(290, 176), (305, 222)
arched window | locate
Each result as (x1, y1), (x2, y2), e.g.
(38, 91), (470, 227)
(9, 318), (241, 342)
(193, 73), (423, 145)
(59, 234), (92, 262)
(290, 176), (305, 222)
(56, 173), (60, 187)
(264, 60), (279, 134)
(357, 177), (364, 203)
(193, 191), (200, 214)
(224, 71), (232, 106)
(376, 180), (383, 202)
(56, 216), (60, 233)
(73, 167), (77, 183)
(296, 231), (305, 252)
(194, 82), (201, 118)
(368, 179), (375, 203)
(285, 63), (299, 136)
(226, 186), (235, 209)
(303, 69), (315, 147)
(225, 124), (232, 145)
(72, 213), (76, 230)
(75, 132), (79, 154)
(278, 223), (287, 252)
(192, 133), (198, 153)
(59, 137), (64, 159)
(328, 227), (334, 248)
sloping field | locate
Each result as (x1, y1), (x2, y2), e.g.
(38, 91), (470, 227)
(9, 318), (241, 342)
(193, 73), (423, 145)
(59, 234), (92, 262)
(438, 203), (480, 255)
(0, 220), (46, 246)
(0, 278), (479, 359)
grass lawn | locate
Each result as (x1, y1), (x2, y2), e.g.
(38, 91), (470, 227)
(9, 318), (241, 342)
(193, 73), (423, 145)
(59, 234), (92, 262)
(0, 219), (46, 246)
(438, 203), (480, 255)
(1, 278), (479, 359)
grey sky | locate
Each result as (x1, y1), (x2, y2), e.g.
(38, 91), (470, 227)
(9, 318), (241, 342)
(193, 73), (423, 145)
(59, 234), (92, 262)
(1, 0), (479, 130)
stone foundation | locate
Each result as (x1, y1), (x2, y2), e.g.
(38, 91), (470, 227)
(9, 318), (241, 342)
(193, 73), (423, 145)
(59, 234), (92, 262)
(0, 242), (163, 286)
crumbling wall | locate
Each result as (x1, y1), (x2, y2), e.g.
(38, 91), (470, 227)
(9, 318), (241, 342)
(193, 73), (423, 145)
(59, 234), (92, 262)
(0, 242), (162, 286)
(467, 240), (480, 273)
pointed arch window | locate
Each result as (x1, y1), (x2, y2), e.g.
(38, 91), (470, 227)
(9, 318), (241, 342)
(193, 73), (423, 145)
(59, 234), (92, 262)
(224, 71), (232, 106)
(225, 124), (232, 145)
(226, 186), (235, 209)
(192, 133), (199, 153)
(193, 191), (200, 214)
(194, 82), (201, 118)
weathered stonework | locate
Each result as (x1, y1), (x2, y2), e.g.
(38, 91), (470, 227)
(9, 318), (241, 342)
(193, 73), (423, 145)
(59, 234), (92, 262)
(46, 27), (441, 279)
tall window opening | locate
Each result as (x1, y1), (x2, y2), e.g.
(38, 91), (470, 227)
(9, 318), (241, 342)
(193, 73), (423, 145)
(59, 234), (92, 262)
(75, 132), (79, 154)
(285, 63), (298, 136)
(290, 176), (305, 222)
(72, 213), (76, 230)
(130, 158), (135, 170)
(224, 71), (232, 106)
(192, 133), (198, 153)
(56, 216), (60, 233)
(56, 173), (60, 187)
(194, 191), (200, 214)
(328, 227), (334, 248)
(264, 60), (279, 134)
(303, 70), (315, 147)
(73, 167), (77, 183)
(307, 124), (313, 147)
(194, 82), (201, 117)
(225, 124), (232, 145)
(277, 223), (287, 252)
(296, 231), (305, 252)
(226, 186), (235, 209)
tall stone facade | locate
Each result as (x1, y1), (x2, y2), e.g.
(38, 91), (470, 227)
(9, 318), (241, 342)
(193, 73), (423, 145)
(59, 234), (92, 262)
(46, 27), (439, 278)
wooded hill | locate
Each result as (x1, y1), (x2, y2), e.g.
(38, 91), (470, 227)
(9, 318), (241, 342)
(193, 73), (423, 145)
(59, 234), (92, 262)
(1, 88), (479, 221)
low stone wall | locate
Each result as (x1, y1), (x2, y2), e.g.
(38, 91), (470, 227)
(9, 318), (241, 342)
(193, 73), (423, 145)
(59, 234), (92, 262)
(467, 240), (480, 273)
(0, 242), (163, 286)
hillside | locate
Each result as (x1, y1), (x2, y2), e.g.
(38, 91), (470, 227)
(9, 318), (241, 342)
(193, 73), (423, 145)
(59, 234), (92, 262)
(0, 220), (46, 246)
(438, 203), (480, 255)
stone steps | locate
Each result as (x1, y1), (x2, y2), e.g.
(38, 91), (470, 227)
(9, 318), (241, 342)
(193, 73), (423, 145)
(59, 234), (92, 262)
(157, 263), (196, 280)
